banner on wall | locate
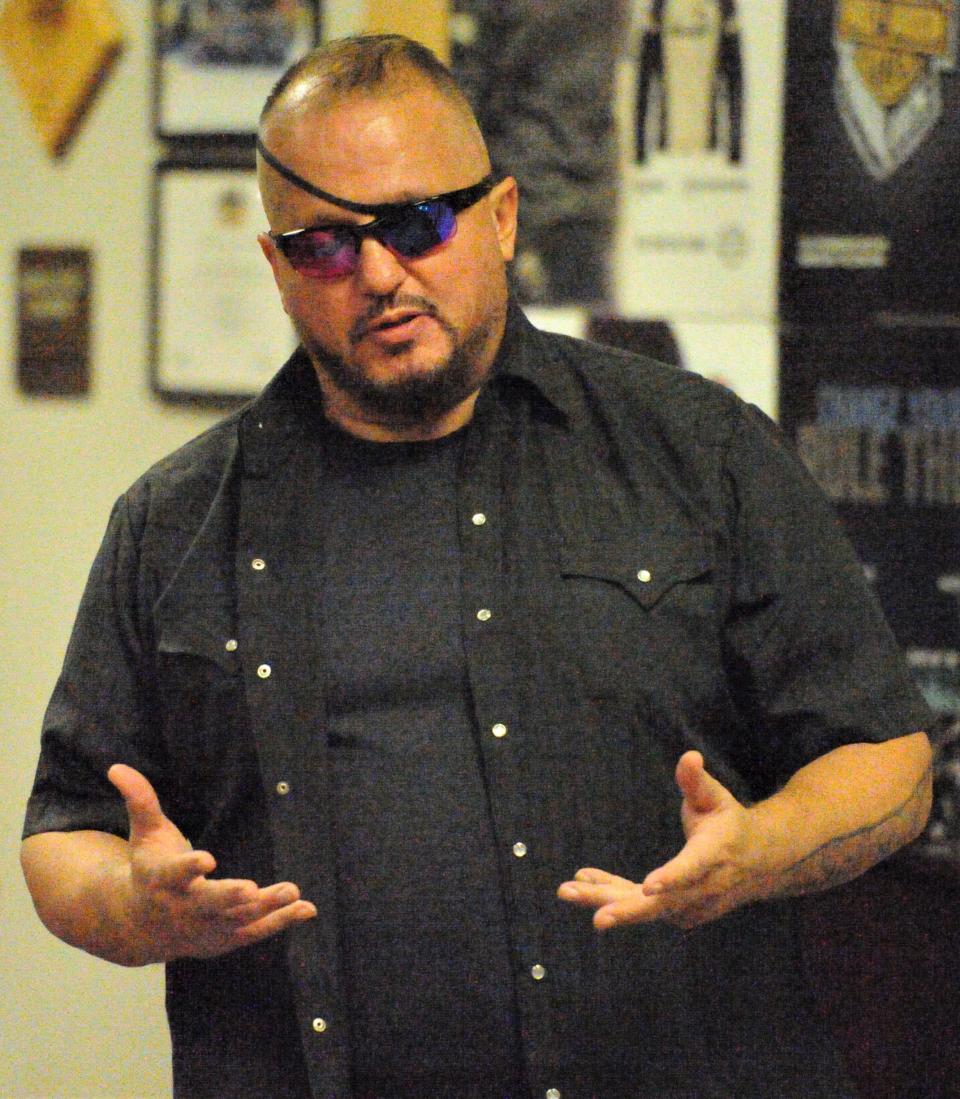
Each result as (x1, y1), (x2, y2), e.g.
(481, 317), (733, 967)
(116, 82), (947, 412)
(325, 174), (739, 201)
(610, 0), (786, 320)
(779, 321), (960, 862)
(780, 1), (960, 320)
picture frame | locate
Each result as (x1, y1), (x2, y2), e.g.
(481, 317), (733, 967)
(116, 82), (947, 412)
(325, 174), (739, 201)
(154, 0), (319, 139)
(151, 162), (296, 401)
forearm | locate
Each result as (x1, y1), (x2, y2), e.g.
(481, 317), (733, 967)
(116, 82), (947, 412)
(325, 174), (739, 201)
(20, 831), (157, 967)
(749, 731), (933, 900)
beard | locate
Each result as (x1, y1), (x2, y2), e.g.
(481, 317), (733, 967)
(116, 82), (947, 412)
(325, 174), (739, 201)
(296, 294), (503, 425)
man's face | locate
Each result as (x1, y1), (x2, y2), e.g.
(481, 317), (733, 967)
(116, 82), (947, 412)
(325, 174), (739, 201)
(258, 83), (518, 437)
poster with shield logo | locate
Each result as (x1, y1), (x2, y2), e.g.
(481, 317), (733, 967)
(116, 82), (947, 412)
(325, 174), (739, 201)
(780, 1), (960, 319)
(779, 321), (960, 864)
(608, 0), (786, 321)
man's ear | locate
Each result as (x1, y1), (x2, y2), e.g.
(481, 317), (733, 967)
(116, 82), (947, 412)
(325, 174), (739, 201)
(257, 232), (291, 316)
(489, 176), (519, 262)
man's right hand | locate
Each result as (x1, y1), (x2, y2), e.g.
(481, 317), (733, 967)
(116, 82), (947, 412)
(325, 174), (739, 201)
(107, 763), (317, 963)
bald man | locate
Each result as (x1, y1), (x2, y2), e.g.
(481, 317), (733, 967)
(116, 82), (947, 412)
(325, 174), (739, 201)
(23, 34), (932, 1099)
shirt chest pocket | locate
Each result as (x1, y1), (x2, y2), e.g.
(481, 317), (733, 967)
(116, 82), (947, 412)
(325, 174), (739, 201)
(556, 531), (717, 693)
(155, 621), (251, 800)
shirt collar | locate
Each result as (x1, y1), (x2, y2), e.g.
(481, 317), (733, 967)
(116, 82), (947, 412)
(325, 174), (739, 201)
(489, 298), (576, 423)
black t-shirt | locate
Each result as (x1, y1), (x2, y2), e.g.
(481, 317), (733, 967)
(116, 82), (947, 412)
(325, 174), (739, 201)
(318, 425), (525, 1097)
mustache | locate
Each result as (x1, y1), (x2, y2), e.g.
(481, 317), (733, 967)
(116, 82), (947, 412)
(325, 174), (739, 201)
(348, 294), (441, 344)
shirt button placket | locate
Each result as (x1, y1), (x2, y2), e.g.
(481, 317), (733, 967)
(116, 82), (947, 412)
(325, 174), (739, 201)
(250, 556), (274, 683)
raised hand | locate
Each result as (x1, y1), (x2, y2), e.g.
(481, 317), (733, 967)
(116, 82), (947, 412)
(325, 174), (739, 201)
(557, 751), (763, 931)
(108, 763), (316, 961)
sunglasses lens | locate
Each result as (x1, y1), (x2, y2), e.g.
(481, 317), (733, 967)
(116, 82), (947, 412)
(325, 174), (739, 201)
(278, 200), (459, 278)
(282, 228), (357, 279)
(382, 201), (457, 257)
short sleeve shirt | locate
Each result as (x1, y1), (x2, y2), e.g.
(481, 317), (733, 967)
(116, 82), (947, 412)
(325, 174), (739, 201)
(24, 303), (931, 1099)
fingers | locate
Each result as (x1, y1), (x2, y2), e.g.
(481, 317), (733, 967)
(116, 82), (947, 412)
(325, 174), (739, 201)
(675, 751), (728, 815)
(108, 763), (167, 839)
(226, 887), (318, 948)
(641, 832), (716, 896)
(557, 868), (656, 930)
(187, 882), (318, 956)
(145, 849), (218, 892)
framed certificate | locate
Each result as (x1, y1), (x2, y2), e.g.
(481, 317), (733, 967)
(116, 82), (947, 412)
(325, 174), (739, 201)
(151, 164), (296, 400)
(154, 0), (319, 138)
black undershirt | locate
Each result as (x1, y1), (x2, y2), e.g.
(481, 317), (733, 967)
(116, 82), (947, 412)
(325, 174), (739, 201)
(318, 424), (526, 1099)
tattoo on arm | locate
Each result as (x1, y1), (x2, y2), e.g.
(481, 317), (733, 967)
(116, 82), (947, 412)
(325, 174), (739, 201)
(778, 762), (933, 897)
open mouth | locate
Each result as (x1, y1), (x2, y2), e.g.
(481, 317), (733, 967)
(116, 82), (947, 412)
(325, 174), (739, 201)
(371, 310), (424, 332)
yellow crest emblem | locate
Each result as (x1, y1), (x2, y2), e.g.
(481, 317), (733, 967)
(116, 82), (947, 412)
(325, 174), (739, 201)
(837, 0), (954, 105)
(834, 0), (958, 177)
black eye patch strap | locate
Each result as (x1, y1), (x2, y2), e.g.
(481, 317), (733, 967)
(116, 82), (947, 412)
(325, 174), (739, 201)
(256, 138), (409, 217)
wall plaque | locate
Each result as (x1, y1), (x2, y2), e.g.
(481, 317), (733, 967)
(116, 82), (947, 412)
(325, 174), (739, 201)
(17, 248), (91, 396)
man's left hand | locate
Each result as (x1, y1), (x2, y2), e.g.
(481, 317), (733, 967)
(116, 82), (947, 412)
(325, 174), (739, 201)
(557, 750), (764, 931)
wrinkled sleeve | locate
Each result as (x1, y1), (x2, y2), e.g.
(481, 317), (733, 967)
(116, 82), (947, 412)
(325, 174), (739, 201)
(720, 402), (932, 790)
(23, 492), (160, 839)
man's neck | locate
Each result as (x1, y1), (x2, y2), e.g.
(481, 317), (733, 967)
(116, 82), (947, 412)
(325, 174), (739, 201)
(318, 387), (482, 443)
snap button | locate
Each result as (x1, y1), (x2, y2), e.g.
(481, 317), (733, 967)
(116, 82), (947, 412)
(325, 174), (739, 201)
(257, 664), (272, 678)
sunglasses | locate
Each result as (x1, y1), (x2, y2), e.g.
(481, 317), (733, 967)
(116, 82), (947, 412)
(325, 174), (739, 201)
(267, 176), (496, 280)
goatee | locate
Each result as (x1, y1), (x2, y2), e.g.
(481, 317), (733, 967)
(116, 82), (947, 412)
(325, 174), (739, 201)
(297, 299), (500, 423)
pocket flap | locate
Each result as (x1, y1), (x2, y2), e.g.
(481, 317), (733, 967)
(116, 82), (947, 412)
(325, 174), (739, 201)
(156, 613), (240, 675)
(560, 531), (711, 607)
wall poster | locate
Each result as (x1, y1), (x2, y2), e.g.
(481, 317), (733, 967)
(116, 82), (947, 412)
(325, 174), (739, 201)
(610, 0), (787, 320)
(155, 0), (318, 137)
(152, 165), (295, 400)
(779, 321), (960, 865)
(780, 1), (960, 320)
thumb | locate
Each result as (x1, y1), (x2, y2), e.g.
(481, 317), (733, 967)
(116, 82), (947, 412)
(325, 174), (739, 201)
(107, 763), (167, 843)
(675, 751), (728, 815)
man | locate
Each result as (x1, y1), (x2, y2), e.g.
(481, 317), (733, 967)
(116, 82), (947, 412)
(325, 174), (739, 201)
(21, 34), (932, 1099)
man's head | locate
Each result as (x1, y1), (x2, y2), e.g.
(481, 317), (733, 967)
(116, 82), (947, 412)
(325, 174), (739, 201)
(257, 35), (518, 441)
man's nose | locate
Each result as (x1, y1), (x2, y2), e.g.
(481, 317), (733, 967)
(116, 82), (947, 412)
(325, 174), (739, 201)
(354, 236), (407, 296)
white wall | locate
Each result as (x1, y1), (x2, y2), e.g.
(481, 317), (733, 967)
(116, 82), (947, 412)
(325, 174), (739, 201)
(0, 4), (448, 1095)
(2, 8), (226, 1098)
